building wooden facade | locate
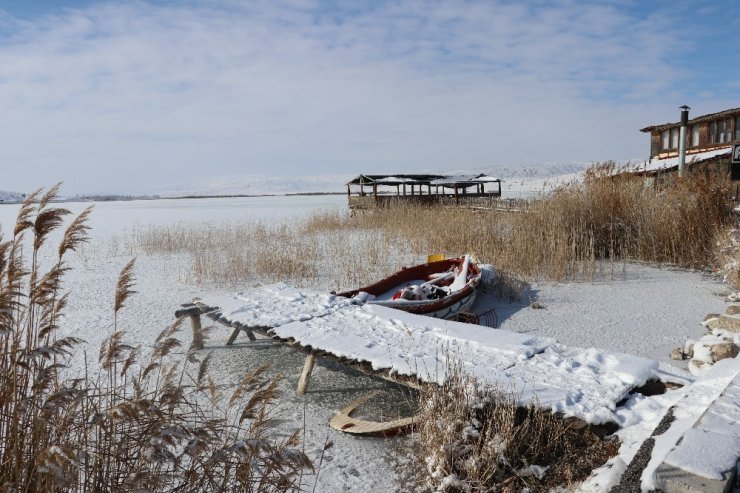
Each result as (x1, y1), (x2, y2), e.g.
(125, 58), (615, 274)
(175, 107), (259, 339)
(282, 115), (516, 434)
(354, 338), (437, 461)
(640, 107), (739, 160)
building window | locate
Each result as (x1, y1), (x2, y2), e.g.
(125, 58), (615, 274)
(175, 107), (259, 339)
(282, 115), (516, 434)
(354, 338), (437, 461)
(691, 125), (700, 147)
(710, 118), (735, 144)
(670, 128), (679, 148)
(661, 130), (670, 150)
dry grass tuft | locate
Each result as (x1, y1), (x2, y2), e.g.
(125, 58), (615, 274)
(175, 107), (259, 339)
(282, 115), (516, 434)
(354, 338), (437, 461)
(0, 187), (312, 492)
(715, 226), (740, 290)
(415, 361), (618, 492)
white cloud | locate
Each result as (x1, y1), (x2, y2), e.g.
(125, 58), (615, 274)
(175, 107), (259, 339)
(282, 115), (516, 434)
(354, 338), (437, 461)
(0, 0), (726, 194)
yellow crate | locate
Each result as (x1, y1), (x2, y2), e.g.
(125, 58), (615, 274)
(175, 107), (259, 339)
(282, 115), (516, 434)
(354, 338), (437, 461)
(427, 253), (446, 263)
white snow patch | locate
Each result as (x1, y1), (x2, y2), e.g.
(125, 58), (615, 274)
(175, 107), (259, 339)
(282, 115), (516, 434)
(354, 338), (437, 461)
(642, 356), (740, 490)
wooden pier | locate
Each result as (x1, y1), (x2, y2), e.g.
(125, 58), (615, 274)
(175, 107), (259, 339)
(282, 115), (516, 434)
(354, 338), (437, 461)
(173, 283), (687, 437)
(347, 173), (502, 210)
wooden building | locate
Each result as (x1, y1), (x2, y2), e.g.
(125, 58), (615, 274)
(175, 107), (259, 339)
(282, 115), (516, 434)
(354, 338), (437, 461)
(640, 107), (739, 160)
(638, 107), (737, 180)
(346, 173), (502, 209)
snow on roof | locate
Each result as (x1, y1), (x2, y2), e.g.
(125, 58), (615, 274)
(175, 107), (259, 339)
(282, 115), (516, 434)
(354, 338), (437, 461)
(201, 283), (658, 425)
(430, 174), (502, 186)
(631, 146), (732, 174)
(347, 173), (500, 186)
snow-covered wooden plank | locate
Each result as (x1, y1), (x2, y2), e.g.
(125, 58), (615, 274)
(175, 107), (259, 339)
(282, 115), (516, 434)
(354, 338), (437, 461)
(198, 282), (361, 329)
(271, 303), (556, 382)
(500, 346), (659, 425)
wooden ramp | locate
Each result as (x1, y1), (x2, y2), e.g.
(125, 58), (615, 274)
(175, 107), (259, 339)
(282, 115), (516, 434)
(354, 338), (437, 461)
(328, 392), (417, 436)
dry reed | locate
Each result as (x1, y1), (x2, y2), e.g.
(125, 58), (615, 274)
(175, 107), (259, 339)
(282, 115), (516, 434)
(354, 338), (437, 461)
(414, 360), (618, 492)
(0, 187), (312, 492)
(130, 163), (733, 291)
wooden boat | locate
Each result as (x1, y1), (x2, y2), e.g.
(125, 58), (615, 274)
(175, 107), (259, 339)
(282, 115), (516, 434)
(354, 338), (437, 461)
(335, 255), (481, 319)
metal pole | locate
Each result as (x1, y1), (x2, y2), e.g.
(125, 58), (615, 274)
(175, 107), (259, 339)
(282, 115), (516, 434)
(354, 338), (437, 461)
(678, 105), (690, 177)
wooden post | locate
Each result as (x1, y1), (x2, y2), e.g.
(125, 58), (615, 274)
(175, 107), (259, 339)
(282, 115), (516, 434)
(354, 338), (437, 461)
(190, 314), (203, 350)
(403, 183), (406, 196)
(454, 185), (459, 204)
(297, 353), (316, 395)
(226, 327), (240, 345)
(347, 184), (350, 197)
(226, 326), (257, 345)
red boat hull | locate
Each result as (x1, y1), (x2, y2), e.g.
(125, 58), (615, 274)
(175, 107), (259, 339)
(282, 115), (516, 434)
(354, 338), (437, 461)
(335, 257), (481, 319)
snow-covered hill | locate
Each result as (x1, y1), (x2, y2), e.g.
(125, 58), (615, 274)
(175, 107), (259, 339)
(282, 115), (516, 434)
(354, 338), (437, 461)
(0, 190), (25, 203)
(158, 161), (612, 198)
(160, 174), (352, 197)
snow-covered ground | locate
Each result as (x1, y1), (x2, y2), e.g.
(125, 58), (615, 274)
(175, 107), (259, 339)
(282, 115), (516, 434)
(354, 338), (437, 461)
(0, 195), (733, 492)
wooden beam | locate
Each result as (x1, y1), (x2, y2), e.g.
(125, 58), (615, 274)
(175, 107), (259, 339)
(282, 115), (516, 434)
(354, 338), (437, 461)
(297, 353), (317, 395)
(226, 326), (257, 345)
(175, 305), (201, 318)
(189, 314), (204, 350)
(226, 327), (241, 345)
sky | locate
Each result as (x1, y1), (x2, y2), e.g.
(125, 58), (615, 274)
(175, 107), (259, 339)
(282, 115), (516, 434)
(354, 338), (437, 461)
(0, 0), (739, 195)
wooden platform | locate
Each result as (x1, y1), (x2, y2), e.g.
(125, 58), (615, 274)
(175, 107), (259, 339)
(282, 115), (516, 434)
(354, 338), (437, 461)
(174, 284), (688, 435)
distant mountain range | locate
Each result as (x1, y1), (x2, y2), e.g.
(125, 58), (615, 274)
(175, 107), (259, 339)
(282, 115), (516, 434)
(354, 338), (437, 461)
(0, 190), (26, 203)
(159, 162), (602, 198)
(1, 161), (628, 202)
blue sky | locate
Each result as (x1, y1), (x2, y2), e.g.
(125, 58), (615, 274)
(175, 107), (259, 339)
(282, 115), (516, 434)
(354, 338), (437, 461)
(0, 0), (738, 194)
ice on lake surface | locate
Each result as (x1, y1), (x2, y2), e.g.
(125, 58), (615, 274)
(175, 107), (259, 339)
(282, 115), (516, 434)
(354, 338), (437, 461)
(0, 193), (732, 492)
(0, 194), (346, 237)
(0, 194), (408, 492)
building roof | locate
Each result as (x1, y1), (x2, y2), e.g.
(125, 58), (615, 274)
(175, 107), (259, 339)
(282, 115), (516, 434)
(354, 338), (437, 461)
(630, 146), (732, 175)
(640, 107), (740, 133)
(347, 173), (501, 187)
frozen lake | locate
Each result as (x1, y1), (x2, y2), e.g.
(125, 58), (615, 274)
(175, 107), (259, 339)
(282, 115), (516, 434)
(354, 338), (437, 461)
(0, 193), (410, 492)
(0, 193), (731, 492)
(0, 194), (346, 238)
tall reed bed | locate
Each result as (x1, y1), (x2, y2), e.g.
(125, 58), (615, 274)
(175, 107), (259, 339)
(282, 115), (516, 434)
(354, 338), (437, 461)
(129, 164), (733, 292)
(0, 187), (311, 492)
(334, 164), (731, 280)
(128, 164), (732, 291)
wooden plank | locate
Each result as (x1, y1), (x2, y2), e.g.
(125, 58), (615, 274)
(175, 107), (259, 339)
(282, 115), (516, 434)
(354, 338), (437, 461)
(297, 353), (316, 395)
(328, 392), (417, 436)
(189, 314), (203, 350)
(226, 326), (241, 346)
